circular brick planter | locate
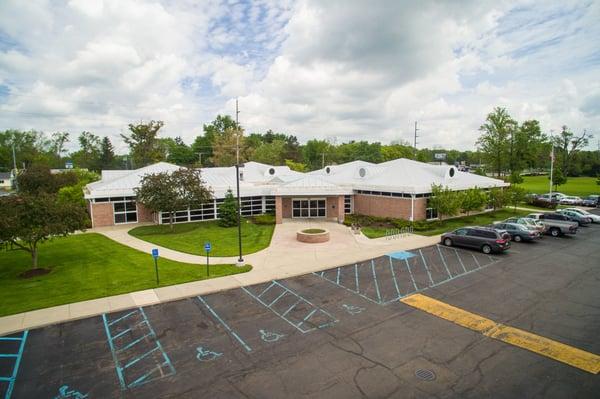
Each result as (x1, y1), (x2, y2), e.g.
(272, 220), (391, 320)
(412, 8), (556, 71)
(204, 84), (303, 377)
(296, 229), (330, 243)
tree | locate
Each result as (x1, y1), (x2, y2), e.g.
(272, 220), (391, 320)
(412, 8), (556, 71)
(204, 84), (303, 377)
(49, 131), (70, 167)
(550, 168), (567, 189)
(162, 136), (196, 165)
(506, 186), (526, 212)
(514, 120), (548, 172)
(460, 188), (487, 216)
(0, 193), (89, 269)
(476, 107), (517, 177)
(57, 169), (100, 207)
(508, 171), (523, 184)
(429, 184), (462, 220)
(253, 139), (287, 165)
(71, 131), (101, 170)
(552, 126), (592, 176)
(285, 159), (308, 172)
(121, 120), (166, 167)
(303, 139), (334, 170)
(488, 188), (507, 210)
(135, 168), (212, 230)
(381, 143), (414, 161)
(17, 165), (78, 194)
(211, 127), (250, 166)
(218, 189), (239, 227)
(99, 136), (115, 169)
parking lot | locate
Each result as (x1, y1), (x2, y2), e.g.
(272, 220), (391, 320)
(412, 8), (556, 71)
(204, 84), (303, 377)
(2, 213), (600, 398)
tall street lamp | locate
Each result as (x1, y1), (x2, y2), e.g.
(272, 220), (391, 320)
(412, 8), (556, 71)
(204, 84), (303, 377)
(235, 163), (245, 267)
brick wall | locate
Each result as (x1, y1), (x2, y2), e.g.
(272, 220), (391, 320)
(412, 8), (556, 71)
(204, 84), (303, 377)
(137, 203), (154, 223)
(281, 197), (292, 219)
(90, 202), (114, 227)
(353, 195), (427, 221)
(275, 196), (283, 224)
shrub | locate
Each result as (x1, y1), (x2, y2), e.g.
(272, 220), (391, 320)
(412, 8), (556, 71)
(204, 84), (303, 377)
(218, 189), (239, 227)
(252, 214), (275, 225)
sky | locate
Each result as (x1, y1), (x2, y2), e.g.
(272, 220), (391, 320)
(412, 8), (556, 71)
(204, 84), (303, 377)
(1, 0), (599, 153)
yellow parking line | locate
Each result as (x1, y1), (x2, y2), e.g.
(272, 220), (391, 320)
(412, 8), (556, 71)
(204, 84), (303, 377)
(401, 294), (600, 374)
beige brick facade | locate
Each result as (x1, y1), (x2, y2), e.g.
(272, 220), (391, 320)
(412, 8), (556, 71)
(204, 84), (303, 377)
(275, 195), (346, 224)
(353, 194), (427, 221)
(90, 201), (155, 227)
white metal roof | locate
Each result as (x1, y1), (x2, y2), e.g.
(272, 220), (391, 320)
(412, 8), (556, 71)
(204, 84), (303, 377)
(85, 158), (508, 199)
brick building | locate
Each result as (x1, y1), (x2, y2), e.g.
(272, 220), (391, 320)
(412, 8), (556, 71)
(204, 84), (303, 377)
(84, 159), (507, 228)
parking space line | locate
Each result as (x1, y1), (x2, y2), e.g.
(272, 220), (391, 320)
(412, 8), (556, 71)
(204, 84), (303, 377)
(404, 258), (419, 291)
(401, 294), (600, 374)
(102, 308), (176, 390)
(453, 248), (468, 273)
(388, 256), (402, 298)
(0, 330), (28, 399)
(471, 253), (481, 268)
(436, 245), (453, 278)
(370, 260), (382, 303)
(419, 249), (435, 285)
(354, 264), (359, 292)
(196, 296), (252, 353)
(243, 281), (337, 333)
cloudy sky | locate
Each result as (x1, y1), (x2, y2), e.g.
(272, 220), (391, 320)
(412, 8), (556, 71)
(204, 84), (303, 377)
(1, 0), (599, 153)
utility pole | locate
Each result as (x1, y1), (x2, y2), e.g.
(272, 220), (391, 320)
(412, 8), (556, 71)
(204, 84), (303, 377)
(12, 142), (18, 191)
(413, 121), (419, 159)
(320, 152), (326, 168)
(197, 152), (206, 166)
(549, 129), (554, 195)
(235, 98), (240, 165)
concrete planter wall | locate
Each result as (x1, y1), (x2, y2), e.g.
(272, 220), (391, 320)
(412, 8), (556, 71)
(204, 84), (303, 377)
(296, 229), (330, 243)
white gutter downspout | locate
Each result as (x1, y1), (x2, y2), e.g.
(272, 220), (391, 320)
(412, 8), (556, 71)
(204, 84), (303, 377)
(410, 194), (414, 221)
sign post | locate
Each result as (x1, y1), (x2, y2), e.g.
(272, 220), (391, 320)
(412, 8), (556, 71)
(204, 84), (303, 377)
(204, 242), (212, 276)
(151, 248), (160, 285)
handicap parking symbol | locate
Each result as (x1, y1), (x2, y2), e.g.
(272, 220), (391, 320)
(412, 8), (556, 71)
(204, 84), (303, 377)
(259, 329), (285, 342)
(342, 304), (365, 315)
(53, 385), (88, 399)
(196, 346), (223, 362)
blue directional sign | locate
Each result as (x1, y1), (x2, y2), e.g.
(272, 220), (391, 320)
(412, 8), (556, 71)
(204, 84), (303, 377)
(204, 242), (212, 252)
(151, 248), (159, 259)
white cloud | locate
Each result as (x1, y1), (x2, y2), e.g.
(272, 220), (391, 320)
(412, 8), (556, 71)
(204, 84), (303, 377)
(1, 0), (599, 153)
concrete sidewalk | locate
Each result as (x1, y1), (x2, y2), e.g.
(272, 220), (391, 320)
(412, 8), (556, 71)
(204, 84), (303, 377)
(0, 220), (440, 336)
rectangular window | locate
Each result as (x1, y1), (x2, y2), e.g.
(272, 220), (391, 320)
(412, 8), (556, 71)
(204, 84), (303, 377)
(113, 199), (137, 224)
(344, 195), (352, 214)
(292, 198), (326, 218)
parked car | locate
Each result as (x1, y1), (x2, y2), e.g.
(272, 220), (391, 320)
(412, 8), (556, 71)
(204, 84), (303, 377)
(582, 195), (599, 207)
(561, 208), (600, 223)
(503, 217), (546, 234)
(526, 212), (578, 237)
(556, 209), (592, 226)
(490, 222), (541, 242)
(441, 226), (510, 254)
(559, 196), (583, 205)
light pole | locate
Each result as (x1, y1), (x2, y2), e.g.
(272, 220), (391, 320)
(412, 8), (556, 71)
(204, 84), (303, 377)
(549, 129), (554, 196)
(235, 163), (244, 267)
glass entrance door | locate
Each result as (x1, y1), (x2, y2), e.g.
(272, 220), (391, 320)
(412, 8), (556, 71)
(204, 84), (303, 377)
(292, 198), (326, 218)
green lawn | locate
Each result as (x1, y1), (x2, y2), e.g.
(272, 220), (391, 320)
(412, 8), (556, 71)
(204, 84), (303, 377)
(519, 175), (599, 197)
(0, 233), (251, 317)
(129, 219), (275, 257)
(361, 208), (531, 238)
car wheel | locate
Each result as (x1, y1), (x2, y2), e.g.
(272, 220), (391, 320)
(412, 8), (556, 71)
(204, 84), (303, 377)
(550, 227), (560, 237)
(481, 244), (492, 254)
(513, 235), (522, 242)
(443, 238), (453, 247)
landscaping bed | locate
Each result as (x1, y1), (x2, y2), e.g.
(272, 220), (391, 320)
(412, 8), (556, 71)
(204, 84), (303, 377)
(0, 233), (251, 317)
(129, 217), (275, 257)
(346, 209), (531, 238)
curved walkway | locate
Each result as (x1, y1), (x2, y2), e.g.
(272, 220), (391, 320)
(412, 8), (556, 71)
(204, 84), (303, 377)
(0, 221), (440, 336)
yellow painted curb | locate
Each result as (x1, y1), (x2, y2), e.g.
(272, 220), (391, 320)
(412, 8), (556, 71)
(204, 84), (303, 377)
(401, 294), (600, 374)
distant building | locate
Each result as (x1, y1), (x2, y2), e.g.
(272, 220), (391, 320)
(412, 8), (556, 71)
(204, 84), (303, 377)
(84, 159), (508, 228)
(0, 172), (13, 190)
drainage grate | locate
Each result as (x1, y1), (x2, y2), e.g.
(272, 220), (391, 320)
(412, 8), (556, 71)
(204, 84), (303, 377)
(415, 368), (436, 381)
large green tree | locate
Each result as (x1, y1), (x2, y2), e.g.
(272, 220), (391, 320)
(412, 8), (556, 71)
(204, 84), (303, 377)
(252, 139), (287, 165)
(429, 184), (462, 220)
(121, 120), (166, 167)
(476, 107), (517, 177)
(99, 136), (115, 169)
(0, 193), (89, 269)
(135, 168), (213, 230)
(552, 126), (592, 176)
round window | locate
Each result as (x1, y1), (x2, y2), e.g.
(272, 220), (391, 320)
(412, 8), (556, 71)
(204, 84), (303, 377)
(325, 166), (331, 174)
(449, 167), (455, 177)
(359, 168), (366, 177)
(269, 168), (275, 175)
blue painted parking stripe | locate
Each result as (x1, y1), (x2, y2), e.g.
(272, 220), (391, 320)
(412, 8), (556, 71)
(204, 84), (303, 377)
(404, 258), (419, 292)
(453, 248), (468, 273)
(1, 330), (28, 399)
(112, 320), (148, 340)
(419, 249), (435, 285)
(388, 256), (402, 298)
(282, 299), (302, 317)
(256, 282), (275, 299)
(243, 281), (337, 333)
(336, 267), (341, 284)
(0, 354), (18, 358)
(436, 245), (453, 278)
(103, 308), (175, 390)
(370, 260), (382, 303)
(197, 295), (252, 352)
(108, 310), (138, 326)
(354, 264), (359, 292)
(268, 290), (288, 307)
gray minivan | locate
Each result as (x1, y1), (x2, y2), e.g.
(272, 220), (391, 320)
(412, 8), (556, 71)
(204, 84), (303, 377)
(441, 226), (511, 254)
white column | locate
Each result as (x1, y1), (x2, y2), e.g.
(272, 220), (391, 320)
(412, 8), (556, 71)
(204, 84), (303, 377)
(410, 195), (414, 221)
